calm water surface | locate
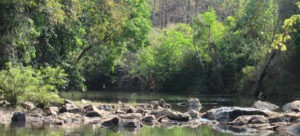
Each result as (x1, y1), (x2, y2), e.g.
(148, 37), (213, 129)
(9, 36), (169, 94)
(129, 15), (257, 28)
(0, 91), (298, 136)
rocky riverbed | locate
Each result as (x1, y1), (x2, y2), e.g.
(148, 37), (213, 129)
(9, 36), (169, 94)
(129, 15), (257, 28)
(0, 99), (300, 136)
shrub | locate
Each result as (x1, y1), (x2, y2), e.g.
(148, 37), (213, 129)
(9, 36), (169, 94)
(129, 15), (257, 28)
(0, 63), (66, 108)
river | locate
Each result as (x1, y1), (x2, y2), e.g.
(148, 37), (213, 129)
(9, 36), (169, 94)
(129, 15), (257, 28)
(0, 91), (298, 136)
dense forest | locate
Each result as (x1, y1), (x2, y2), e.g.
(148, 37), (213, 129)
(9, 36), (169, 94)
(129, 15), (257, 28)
(0, 0), (300, 107)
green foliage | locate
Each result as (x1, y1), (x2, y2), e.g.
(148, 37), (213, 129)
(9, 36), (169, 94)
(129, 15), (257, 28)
(127, 24), (194, 91)
(0, 63), (66, 107)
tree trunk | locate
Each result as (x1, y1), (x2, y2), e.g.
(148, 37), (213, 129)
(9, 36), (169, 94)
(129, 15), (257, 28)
(151, 0), (157, 25)
(195, 0), (199, 16)
(252, 11), (281, 98)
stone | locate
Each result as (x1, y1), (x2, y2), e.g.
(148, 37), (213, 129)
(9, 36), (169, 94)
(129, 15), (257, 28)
(167, 111), (190, 122)
(53, 119), (64, 125)
(187, 98), (202, 111)
(119, 113), (142, 120)
(150, 109), (172, 118)
(57, 112), (82, 124)
(142, 115), (156, 122)
(287, 123), (300, 135)
(97, 105), (113, 111)
(11, 112), (26, 122)
(81, 99), (91, 104)
(120, 119), (142, 128)
(203, 107), (274, 122)
(151, 101), (160, 109)
(21, 101), (35, 110)
(44, 107), (59, 116)
(59, 104), (83, 113)
(64, 99), (75, 105)
(177, 102), (187, 107)
(136, 108), (146, 114)
(126, 106), (136, 113)
(252, 100), (279, 111)
(186, 110), (200, 119)
(28, 108), (44, 117)
(159, 99), (171, 109)
(86, 111), (102, 117)
(282, 100), (300, 112)
(83, 116), (101, 124)
(0, 100), (10, 107)
(102, 117), (120, 127)
(230, 115), (268, 126)
(83, 105), (99, 112)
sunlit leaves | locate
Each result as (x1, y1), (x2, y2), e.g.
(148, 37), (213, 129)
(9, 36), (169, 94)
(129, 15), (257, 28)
(0, 63), (66, 107)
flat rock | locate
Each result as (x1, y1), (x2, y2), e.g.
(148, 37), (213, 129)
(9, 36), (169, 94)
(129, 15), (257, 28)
(119, 113), (143, 120)
(167, 112), (190, 122)
(252, 100), (279, 111)
(203, 107), (274, 122)
(230, 115), (268, 126)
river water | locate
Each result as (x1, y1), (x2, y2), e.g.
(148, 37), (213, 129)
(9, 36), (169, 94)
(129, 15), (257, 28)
(0, 91), (298, 136)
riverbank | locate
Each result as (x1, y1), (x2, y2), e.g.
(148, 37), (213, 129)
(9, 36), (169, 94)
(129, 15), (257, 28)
(0, 98), (300, 136)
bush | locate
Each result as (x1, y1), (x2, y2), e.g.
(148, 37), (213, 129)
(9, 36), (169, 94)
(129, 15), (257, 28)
(0, 63), (66, 108)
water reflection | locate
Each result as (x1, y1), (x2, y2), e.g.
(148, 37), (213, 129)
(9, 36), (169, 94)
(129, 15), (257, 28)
(0, 124), (241, 136)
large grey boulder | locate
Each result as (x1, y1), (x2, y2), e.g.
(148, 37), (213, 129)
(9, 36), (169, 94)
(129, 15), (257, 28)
(203, 107), (274, 122)
(252, 100), (279, 111)
(11, 112), (26, 122)
(282, 100), (300, 112)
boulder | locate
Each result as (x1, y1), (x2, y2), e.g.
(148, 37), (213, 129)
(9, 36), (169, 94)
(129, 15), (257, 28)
(252, 100), (279, 111)
(151, 101), (160, 109)
(11, 112), (26, 122)
(187, 98), (202, 111)
(59, 104), (83, 113)
(119, 113), (143, 120)
(203, 107), (274, 122)
(0, 100), (10, 107)
(186, 110), (200, 119)
(150, 109), (172, 118)
(64, 99), (75, 105)
(97, 105), (114, 111)
(28, 108), (44, 117)
(21, 101), (35, 110)
(167, 111), (190, 122)
(81, 99), (92, 104)
(230, 115), (268, 126)
(83, 116), (101, 124)
(120, 119), (142, 128)
(102, 117), (120, 127)
(83, 105), (99, 112)
(159, 99), (171, 109)
(86, 111), (102, 117)
(126, 106), (136, 113)
(142, 115), (156, 122)
(282, 100), (300, 112)
(57, 112), (82, 124)
(136, 108), (146, 114)
(44, 107), (59, 116)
